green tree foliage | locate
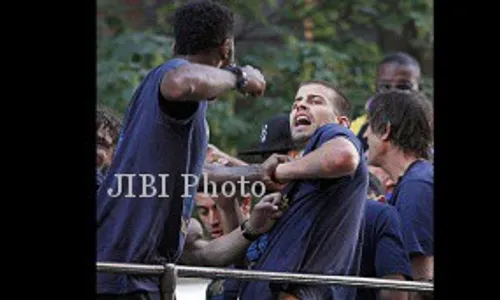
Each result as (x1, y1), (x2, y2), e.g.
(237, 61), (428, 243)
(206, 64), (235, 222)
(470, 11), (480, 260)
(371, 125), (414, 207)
(97, 0), (433, 154)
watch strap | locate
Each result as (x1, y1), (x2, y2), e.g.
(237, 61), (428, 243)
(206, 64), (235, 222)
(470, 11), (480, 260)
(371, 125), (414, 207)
(223, 64), (248, 94)
(240, 219), (260, 241)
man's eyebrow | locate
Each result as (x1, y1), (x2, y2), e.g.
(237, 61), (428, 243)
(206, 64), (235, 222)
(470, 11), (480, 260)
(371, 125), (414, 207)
(309, 93), (327, 100)
(295, 94), (327, 101)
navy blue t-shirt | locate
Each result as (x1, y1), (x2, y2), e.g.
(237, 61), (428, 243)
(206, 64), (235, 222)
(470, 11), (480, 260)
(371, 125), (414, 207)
(389, 160), (433, 257)
(96, 58), (208, 294)
(240, 123), (368, 300)
(96, 168), (105, 190)
(206, 275), (240, 300)
(356, 200), (412, 300)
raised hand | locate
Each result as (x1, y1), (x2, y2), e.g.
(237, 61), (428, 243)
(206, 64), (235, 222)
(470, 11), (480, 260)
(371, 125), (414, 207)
(247, 192), (285, 234)
(241, 65), (266, 97)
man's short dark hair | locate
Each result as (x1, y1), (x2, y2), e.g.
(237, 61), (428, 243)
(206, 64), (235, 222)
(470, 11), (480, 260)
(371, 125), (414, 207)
(299, 80), (351, 118)
(367, 90), (433, 159)
(173, 1), (234, 55)
(378, 52), (421, 70)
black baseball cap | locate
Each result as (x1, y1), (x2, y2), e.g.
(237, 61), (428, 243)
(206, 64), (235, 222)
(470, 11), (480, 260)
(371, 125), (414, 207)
(239, 113), (296, 155)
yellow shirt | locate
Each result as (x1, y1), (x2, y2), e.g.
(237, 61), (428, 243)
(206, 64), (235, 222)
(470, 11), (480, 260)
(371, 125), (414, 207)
(350, 114), (367, 135)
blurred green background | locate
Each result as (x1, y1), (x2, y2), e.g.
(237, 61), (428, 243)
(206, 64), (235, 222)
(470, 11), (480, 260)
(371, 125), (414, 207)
(97, 0), (433, 154)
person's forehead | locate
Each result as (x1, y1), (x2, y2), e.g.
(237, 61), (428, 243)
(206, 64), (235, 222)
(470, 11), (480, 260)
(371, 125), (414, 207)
(377, 63), (420, 82)
(296, 83), (336, 99)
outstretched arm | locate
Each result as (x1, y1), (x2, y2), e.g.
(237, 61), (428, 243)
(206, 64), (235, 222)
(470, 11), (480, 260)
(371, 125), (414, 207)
(160, 63), (238, 102)
(206, 144), (249, 167)
(202, 164), (264, 184)
(180, 222), (253, 267)
(180, 193), (284, 267)
(200, 154), (290, 192)
(161, 64), (266, 102)
(274, 137), (359, 182)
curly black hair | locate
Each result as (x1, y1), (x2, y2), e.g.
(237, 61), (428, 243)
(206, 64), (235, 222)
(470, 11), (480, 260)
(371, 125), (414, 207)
(367, 90), (433, 159)
(173, 1), (234, 55)
(96, 104), (122, 147)
(379, 52), (420, 70)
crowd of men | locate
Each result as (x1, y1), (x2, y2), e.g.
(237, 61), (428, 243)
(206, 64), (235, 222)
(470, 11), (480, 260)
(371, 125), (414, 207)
(96, 2), (433, 300)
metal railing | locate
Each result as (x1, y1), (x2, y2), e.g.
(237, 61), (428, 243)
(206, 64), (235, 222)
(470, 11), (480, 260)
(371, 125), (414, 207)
(97, 262), (433, 300)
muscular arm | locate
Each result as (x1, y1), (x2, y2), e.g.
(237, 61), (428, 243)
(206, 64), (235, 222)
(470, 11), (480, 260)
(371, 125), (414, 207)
(214, 153), (249, 167)
(160, 63), (237, 102)
(223, 156), (249, 167)
(180, 221), (251, 267)
(200, 155), (288, 193)
(274, 137), (359, 182)
(206, 144), (249, 166)
(181, 194), (283, 267)
(202, 164), (264, 185)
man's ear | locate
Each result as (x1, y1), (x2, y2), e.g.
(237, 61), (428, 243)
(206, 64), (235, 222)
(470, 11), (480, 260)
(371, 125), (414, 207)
(219, 38), (233, 66)
(381, 122), (391, 141)
(240, 196), (252, 218)
(171, 42), (177, 56)
(337, 116), (350, 128)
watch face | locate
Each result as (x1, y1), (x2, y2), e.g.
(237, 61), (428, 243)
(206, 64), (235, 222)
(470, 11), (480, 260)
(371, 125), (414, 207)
(236, 73), (248, 91)
(241, 72), (248, 87)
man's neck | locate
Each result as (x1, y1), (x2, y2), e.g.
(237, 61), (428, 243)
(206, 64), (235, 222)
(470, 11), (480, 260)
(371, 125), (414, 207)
(177, 54), (219, 67)
(381, 149), (420, 183)
(295, 139), (310, 156)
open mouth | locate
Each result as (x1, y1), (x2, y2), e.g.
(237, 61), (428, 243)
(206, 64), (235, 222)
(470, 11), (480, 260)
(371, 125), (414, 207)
(294, 114), (312, 128)
(211, 229), (223, 237)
